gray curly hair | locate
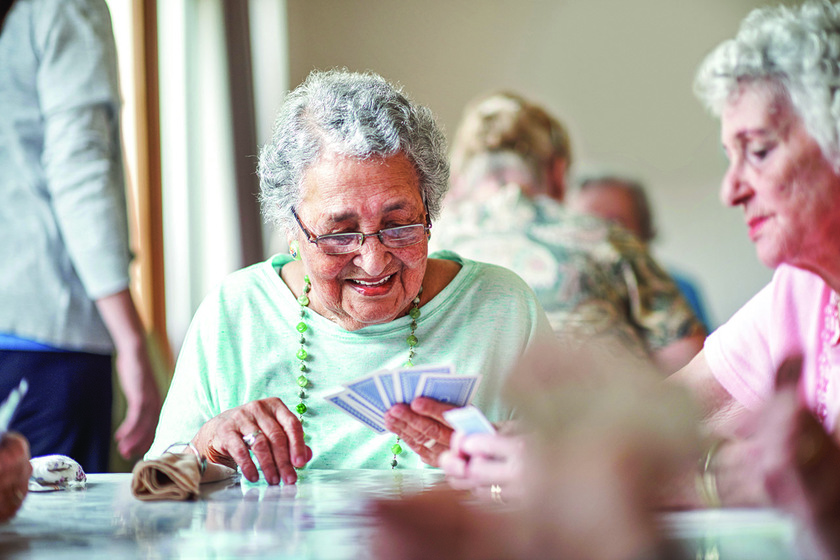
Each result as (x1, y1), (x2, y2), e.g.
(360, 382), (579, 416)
(258, 69), (450, 233)
(694, 0), (840, 170)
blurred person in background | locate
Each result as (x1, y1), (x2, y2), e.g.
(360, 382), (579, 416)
(432, 91), (705, 374)
(570, 174), (713, 331)
(0, 0), (161, 472)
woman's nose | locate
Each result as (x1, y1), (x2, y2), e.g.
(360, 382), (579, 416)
(353, 235), (389, 273)
(720, 159), (751, 207)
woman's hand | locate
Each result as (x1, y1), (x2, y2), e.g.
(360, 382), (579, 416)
(383, 397), (456, 466)
(0, 432), (32, 522)
(113, 341), (162, 460)
(440, 431), (526, 502)
(95, 289), (162, 460)
(704, 356), (840, 558)
(748, 369), (840, 558)
(192, 398), (312, 485)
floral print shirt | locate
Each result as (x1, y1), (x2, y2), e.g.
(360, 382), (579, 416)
(431, 186), (704, 358)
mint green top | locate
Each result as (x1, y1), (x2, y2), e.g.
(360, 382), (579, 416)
(149, 252), (552, 469)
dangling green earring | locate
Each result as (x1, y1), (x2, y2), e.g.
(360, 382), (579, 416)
(290, 239), (301, 261)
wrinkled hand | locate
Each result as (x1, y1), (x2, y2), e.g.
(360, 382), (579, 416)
(0, 433), (31, 522)
(745, 359), (840, 558)
(383, 397), (456, 466)
(114, 344), (161, 459)
(712, 357), (840, 512)
(192, 398), (312, 485)
(440, 431), (526, 502)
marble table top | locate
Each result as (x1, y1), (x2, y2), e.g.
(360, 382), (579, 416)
(0, 470), (445, 559)
(0, 469), (808, 559)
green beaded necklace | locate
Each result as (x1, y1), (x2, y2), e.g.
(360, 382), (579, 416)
(294, 274), (422, 469)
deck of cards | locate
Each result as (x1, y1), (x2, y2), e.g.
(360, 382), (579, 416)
(324, 364), (481, 433)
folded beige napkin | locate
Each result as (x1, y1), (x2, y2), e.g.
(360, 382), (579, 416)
(131, 451), (236, 501)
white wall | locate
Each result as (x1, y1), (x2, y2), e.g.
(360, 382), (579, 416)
(282, 0), (796, 328)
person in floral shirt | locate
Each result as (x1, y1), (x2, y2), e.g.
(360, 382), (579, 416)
(433, 91), (705, 374)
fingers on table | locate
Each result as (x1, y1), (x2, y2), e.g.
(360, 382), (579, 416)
(256, 406), (307, 485)
(223, 417), (263, 483)
(272, 405), (308, 468)
(218, 399), (301, 485)
(253, 399), (308, 485)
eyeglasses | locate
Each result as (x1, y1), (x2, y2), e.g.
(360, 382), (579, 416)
(291, 207), (431, 255)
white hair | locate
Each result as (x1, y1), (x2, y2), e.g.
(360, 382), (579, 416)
(694, 0), (840, 169)
(258, 69), (449, 233)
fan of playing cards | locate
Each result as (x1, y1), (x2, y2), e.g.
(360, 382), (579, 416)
(323, 364), (481, 433)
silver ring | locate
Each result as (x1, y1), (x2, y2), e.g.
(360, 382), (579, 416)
(490, 484), (504, 504)
(422, 438), (436, 449)
(242, 430), (262, 448)
(13, 489), (24, 503)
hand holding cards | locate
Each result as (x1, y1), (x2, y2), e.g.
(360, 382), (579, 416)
(324, 364), (481, 433)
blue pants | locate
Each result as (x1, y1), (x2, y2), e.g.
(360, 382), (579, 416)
(0, 350), (113, 473)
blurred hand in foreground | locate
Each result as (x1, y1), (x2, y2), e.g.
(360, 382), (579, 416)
(0, 432), (31, 522)
(714, 357), (840, 559)
(375, 338), (701, 560)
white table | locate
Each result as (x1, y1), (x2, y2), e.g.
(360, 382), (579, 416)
(0, 470), (808, 559)
(661, 508), (805, 559)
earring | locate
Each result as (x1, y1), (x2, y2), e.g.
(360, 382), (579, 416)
(290, 240), (301, 261)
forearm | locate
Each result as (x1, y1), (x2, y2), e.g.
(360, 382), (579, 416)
(666, 350), (747, 437)
(95, 288), (161, 459)
(95, 288), (147, 355)
(651, 334), (705, 375)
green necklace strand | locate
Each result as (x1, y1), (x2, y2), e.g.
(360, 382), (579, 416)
(294, 274), (422, 469)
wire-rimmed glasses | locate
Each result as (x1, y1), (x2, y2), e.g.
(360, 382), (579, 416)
(291, 207), (431, 255)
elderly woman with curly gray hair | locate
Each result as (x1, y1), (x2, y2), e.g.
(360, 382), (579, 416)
(147, 69), (551, 485)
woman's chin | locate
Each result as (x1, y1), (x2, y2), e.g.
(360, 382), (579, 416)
(753, 240), (785, 270)
(336, 305), (405, 331)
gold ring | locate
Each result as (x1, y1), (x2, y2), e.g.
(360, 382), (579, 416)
(490, 484), (504, 504)
(242, 430), (263, 448)
(13, 489), (24, 503)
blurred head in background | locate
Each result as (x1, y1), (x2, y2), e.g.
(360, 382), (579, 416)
(449, 91), (572, 203)
(570, 175), (655, 243)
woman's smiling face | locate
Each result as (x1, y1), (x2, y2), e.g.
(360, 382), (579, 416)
(720, 84), (840, 271)
(292, 152), (429, 331)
